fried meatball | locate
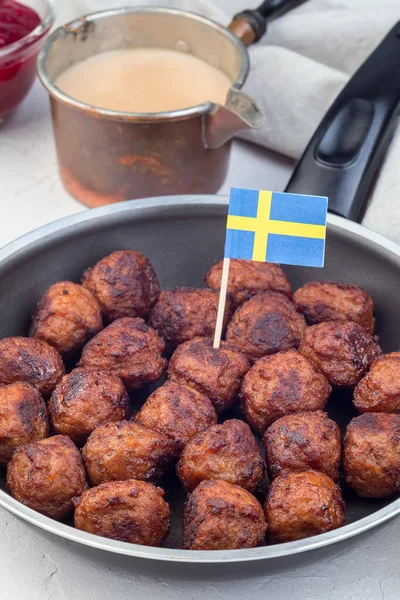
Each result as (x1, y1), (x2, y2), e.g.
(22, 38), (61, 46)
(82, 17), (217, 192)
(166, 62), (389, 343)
(183, 479), (266, 550)
(264, 411), (341, 481)
(48, 368), (130, 445)
(168, 337), (249, 413)
(241, 349), (330, 433)
(7, 435), (87, 520)
(265, 471), (345, 543)
(149, 287), (233, 351)
(293, 281), (375, 333)
(134, 381), (217, 451)
(177, 419), (264, 492)
(0, 337), (65, 398)
(0, 382), (48, 467)
(30, 281), (103, 356)
(78, 317), (166, 390)
(82, 421), (178, 486)
(74, 479), (170, 546)
(299, 321), (382, 388)
(343, 413), (400, 497)
(353, 353), (400, 413)
(205, 258), (292, 306)
(81, 250), (160, 322)
(226, 292), (306, 363)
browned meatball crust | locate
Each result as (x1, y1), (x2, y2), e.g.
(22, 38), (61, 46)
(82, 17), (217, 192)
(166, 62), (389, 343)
(177, 419), (264, 492)
(78, 317), (166, 390)
(30, 281), (103, 356)
(149, 287), (233, 351)
(81, 250), (160, 322)
(343, 413), (400, 497)
(134, 381), (217, 451)
(353, 353), (400, 413)
(241, 349), (331, 433)
(205, 259), (292, 306)
(168, 337), (250, 413)
(48, 368), (130, 445)
(299, 321), (382, 388)
(265, 471), (345, 543)
(0, 337), (65, 398)
(82, 421), (178, 486)
(226, 292), (306, 363)
(74, 479), (170, 546)
(183, 479), (266, 550)
(0, 382), (48, 466)
(293, 280), (375, 333)
(7, 435), (87, 520)
(264, 411), (341, 481)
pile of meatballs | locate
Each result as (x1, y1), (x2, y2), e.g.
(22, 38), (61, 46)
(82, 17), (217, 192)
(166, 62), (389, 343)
(1, 249), (398, 551)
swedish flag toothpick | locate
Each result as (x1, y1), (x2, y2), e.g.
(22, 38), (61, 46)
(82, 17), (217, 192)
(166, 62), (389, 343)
(213, 187), (328, 348)
(225, 188), (327, 267)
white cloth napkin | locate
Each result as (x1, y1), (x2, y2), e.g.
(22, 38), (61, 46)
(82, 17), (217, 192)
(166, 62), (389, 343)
(54, 0), (400, 241)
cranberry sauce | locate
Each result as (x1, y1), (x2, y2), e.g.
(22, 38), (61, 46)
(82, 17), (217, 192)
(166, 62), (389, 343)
(0, 0), (40, 48)
(0, 0), (44, 118)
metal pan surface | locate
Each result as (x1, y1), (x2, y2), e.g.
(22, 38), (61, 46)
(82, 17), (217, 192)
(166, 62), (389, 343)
(1, 195), (400, 563)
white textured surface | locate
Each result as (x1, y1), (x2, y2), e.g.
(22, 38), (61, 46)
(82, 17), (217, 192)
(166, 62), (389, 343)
(2, 507), (400, 599)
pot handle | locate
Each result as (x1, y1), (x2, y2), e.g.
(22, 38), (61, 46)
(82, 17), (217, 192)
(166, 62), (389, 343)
(229, 0), (309, 46)
(284, 21), (400, 223)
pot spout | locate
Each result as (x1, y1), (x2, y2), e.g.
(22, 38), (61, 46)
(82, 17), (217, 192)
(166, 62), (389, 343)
(203, 88), (264, 150)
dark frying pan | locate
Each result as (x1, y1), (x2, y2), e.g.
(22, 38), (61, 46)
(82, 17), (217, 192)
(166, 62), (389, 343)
(1, 17), (400, 564)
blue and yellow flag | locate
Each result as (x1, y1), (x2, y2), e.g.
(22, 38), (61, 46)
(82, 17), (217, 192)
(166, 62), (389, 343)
(224, 188), (328, 268)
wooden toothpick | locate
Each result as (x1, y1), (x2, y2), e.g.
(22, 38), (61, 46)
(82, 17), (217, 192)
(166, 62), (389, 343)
(213, 257), (230, 349)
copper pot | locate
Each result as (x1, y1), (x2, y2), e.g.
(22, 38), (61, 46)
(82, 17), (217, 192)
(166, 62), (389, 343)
(37, 7), (265, 207)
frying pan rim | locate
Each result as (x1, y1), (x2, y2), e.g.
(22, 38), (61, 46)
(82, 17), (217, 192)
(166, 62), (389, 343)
(1, 193), (399, 563)
(2, 194), (400, 262)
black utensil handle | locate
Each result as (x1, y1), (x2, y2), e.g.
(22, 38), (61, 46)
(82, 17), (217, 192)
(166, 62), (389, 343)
(256, 0), (308, 21)
(285, 21), (400, 223)
(230, 0), (308, 43)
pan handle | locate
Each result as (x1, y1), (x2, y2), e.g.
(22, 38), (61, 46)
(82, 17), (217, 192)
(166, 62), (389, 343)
(284, 21), (400, 223)
(228, 0), (308, 46)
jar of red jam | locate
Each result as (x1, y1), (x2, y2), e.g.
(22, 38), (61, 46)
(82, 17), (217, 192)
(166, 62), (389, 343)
(0, 0), (54, 119)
